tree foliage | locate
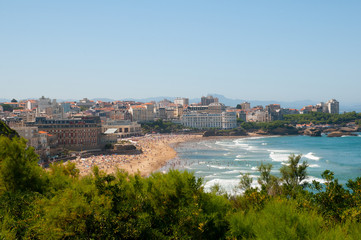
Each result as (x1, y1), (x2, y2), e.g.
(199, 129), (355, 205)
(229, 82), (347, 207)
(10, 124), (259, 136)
(141, 119), (189, 134)
(0, 104), (14, 112)
(1, 136), (361, 238)
(284, 111), (361, 125)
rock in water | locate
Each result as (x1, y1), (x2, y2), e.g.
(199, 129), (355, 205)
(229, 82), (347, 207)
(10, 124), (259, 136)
(304, 128), (322, 137)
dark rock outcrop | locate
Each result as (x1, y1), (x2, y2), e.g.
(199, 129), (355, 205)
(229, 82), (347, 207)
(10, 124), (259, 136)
(304, 128), (322, 137)
(254, 127), (299, 136)
(339, 127), (358, 132)
(267, 127), (299, 135)
(327, 131), (358, 137)
(114, 144), (137, 150)
(203, 128), (248, 137)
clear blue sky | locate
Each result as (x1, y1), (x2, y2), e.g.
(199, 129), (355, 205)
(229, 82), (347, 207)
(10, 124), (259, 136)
(1, 1), (361, 103)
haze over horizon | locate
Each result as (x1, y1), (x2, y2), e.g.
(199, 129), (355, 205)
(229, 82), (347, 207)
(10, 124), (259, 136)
(1, 1), (361, 103)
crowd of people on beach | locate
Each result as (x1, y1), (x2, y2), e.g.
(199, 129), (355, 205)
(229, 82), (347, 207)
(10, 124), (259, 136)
(68, 134), (201, 176)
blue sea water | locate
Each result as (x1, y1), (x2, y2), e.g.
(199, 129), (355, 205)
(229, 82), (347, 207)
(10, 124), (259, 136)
(161, 134), (361, 194)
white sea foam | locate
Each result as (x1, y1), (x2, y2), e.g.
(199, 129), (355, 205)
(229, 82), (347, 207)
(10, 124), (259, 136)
(244, 136), (267, 140)
(269, 151), (290, 162)
(215, 141), (236, 148)
(224, 170), (241, 174)
(246, 145), (258, 151)
(204, 178), (262, 195)
(308, 164), (320, 168)
(200, 142), (213, 149)
(251, 166), (258, 171)
(206, 165), (227, 170)
(234, 143), (250, 149)
(267, 149), (294, 153)
(304, 152), (321, 161)
(203, 179), (240, 193)
(236, 174), (259, 179)
(301, 176), (326, 184)
(204, 174), (216, 179)
(261, 143), (267, 145)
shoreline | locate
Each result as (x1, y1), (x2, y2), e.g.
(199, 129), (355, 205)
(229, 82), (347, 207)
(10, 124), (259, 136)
(69, 134), (202, 177)
(68, 133), (285, 177)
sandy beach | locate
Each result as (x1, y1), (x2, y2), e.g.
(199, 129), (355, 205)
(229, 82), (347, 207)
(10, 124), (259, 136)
(68, 134), (202, 177)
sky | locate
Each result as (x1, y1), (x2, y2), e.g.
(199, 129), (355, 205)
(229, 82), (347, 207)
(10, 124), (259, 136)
(1, 1), (361, 103)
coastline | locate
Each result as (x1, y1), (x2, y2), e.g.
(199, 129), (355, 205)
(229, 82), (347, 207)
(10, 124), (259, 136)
(68, 133), (282, 177)
(69, 134), (202, 177)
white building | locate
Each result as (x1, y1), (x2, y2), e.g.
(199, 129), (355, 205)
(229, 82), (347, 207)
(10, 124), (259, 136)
(129, 103), (155, 122)
(327, 99), (339, 114)
(181, 112), (237, 129)
(36, 96), (64, 119)
(26, 100), (38, 110)
(246, 110), (268, 122)
(174, 98), (189, 106)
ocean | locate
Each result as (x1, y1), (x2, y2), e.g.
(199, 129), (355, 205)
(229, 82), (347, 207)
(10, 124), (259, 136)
(161, 134), (361, 194)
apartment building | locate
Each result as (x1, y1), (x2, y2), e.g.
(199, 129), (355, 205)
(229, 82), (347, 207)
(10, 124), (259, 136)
(129, 103), (155, 122)
(174, 97), (189, 106)
(301, 99), (339, 114)
(327, 99), (339, 114)
(36, 96), (64, 119)
(201, 95), (219, 105)
(239, 102), (251, 110)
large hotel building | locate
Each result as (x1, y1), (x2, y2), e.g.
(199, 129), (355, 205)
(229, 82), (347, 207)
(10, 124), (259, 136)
(181, 112), (237, 129)
(26, 116), (102, 150)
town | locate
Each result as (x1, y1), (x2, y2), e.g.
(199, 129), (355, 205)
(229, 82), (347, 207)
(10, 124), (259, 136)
(0, 95), (340, 162)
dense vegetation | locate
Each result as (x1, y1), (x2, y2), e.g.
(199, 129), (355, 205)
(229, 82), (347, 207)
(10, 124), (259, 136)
(237, 112), (361, 133)
(2, 135), (361, 239)
(0, 121), (18, 139)
(0, 104), (14, 112)
(141, 119), (191, 134)
(239, 120), (290, 131)
(284, 111), (361, 125)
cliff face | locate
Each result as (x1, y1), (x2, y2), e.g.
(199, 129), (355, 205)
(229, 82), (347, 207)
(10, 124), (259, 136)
(0, 120), (18, 139)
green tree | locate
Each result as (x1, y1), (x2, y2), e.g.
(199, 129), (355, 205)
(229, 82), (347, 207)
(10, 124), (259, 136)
(0, 104), (13, 112)
(280, 154), (308, 196)
(0, 136), (46, 193)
